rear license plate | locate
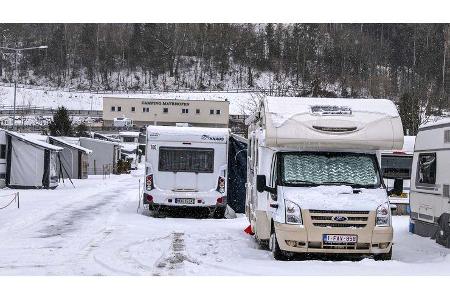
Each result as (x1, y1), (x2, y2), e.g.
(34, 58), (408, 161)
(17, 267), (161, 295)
(323, 234), (357, 244)
(175, 198), (195, 205)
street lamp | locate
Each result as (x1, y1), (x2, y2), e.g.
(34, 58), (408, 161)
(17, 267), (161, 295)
(0, 45), (48, 131)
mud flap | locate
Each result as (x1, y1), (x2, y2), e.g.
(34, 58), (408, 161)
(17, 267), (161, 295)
(436, 213), (450, 248)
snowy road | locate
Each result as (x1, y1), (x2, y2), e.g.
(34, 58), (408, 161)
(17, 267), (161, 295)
(1, 167), (450, 275)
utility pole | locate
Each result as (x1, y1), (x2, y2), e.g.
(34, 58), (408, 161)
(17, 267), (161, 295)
(0, 45), (48, 131)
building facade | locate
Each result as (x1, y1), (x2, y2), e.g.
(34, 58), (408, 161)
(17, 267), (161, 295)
(103, 97), (229, 128)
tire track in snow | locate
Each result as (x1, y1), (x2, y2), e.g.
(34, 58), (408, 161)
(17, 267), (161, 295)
(152, 232), (200, 276)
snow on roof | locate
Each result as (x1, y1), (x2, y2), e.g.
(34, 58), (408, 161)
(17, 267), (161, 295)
(119, 131), (140, 137)
(147, 125), (230, 137)
(265, 97), (399, 128)
(48, 136), (92, 154)
(419, 117), (450, 130)
(80, 137), (120, 146)
(4, 131), (63, 151)
(121, 143), (139, 152)
(92, 132), (121, 143)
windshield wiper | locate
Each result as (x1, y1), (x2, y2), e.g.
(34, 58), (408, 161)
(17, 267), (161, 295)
(321, 181), (363, 187)
(287, 180), (318, 185)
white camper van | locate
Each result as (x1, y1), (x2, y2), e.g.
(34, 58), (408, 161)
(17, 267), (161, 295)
(144, 125), (230, 218)
(410, 120), (450, 248)
(245, 97), (403, 260)
(381, 136), (415, 214)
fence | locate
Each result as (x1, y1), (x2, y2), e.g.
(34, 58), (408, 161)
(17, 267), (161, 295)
(0, 192), (20, 210)
(0, 105), (103, 117)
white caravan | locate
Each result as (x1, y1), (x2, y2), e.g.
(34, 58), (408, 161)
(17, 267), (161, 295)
(410, 120), (450, 248)
(381, 136), (415, 214)
(144, 125), (230, 218)
(245, 97), (403, 260)
(113, 117), (133, 128)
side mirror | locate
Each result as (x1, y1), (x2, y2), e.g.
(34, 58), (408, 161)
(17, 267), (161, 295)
(256, 175), (267, 193)
(388, 178), (404, 196)
(256, 175), (277, 195)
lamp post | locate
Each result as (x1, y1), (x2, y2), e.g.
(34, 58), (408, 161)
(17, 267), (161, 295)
(0, 45), (48, 131)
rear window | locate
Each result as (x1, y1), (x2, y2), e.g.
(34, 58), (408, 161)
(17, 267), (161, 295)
(159, 147), (214, 173)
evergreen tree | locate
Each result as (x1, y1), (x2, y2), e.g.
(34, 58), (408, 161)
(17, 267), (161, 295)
(49, 106), (73, 136)
(74, 123), (90, 137)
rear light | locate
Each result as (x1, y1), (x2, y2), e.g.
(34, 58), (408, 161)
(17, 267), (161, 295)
(216, 176), (226, 194)
(217, 197), (224, 204)
(146, 194), (153, 203)
(146, 174), (154, 191)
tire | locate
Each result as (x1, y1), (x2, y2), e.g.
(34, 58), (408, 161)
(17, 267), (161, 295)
(270, 232), (291, 261)
(256, 236), (270, 250)
(374, 248), (392, 261)
(213, 207), (226, 219)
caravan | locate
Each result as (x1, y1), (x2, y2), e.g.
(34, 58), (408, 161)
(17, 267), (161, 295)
(245, 97), (403, 260)
(410, 120), (450, 248)
(144, 125), (230, 218)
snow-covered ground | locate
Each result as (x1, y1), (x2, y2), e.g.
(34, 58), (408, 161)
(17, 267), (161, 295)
(1, 164), (450, 275)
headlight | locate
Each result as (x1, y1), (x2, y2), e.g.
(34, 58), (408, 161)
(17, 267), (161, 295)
(376, 202), (391, 226)
(285, 200), (303, 225)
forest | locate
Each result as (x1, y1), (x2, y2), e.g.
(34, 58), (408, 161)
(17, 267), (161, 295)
(0, 23), (449, 133)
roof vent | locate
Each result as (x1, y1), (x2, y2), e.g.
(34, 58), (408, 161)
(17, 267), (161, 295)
(312, 125), (357, 133)
(311, 105), (352, 116)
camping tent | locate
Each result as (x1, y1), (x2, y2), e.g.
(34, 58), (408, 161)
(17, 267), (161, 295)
(2, 130), (63, 189)
(79, 137), (121, 175)
(48, 136), (92, 179)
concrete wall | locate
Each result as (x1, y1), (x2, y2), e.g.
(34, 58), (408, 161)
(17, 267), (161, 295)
(103, 97), (229, 128)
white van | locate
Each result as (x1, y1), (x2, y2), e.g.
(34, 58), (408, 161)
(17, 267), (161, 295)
(245, 97), (403, 260)
(113, 117), (133, 128)
(381, 136), (415, 214)
(410, 120), (450, 248)
(144, 125), (230, 218)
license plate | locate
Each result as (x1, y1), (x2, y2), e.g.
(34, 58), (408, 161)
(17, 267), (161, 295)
(323, 234), (357, 244)
(175, 198), (195, 205)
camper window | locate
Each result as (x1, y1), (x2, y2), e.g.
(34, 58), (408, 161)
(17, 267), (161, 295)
(279, 152), (381, 188)
(0, 144), (5, 159)
(417, 153), (436, 185)
(381, 155), (413, 179)
(158, 147), (214, 173)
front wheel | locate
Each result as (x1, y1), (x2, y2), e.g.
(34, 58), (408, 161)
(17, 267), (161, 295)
(269, 232), (292, 261)
(374, 248), (392, 261)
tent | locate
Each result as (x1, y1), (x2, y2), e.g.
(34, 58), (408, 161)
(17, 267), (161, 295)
(79, 137), (121, 175)
(48, 136), (92, 179)
(227, 134), (248, 213)
(2, 130), (63, 189)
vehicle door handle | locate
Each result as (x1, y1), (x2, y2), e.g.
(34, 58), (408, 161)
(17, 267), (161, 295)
(270, 203), (278, 209)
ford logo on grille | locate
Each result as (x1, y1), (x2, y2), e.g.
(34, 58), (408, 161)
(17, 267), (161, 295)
(332, 215), (348, 222)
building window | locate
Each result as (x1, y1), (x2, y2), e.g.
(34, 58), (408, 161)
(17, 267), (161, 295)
(210, 109), (214, 115)
(417, 153), (436, 185)
(117, 106), (122, 112)
(143, 107), (150, 113)
(182, 108), (189, 114)
(196, 109), (200, 114)
(131, 107), (136, 112)
(216, 109), (221, 115)
(0, 144), (6, 159)
(163, 108), (169, 113)
(111, 106), (116, 112)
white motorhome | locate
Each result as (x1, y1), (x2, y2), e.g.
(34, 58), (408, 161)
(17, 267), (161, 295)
(144, 125), (230, 218)
(113, 117), (133, 128)
(410, 120), (450, 248)
(381, 136), (415, 214)
(246, 97), (403, 260)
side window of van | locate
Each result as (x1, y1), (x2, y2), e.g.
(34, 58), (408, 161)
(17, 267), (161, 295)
(416, 153), (436, 185)
(269, 154), (277, 187)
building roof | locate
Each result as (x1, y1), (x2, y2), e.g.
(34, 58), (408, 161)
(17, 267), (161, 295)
(80, 137), (120, 146)
(48, 136), (93, 154)
(3, 130), (63, 151)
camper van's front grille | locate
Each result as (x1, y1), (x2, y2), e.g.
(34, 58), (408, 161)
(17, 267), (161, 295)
(308, 210), (370, 228)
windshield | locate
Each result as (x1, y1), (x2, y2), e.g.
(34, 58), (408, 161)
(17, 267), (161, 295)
(279, 152), (381, 188)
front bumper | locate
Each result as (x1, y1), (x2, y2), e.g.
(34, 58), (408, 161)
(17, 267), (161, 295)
(274, 211), (393, 254)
